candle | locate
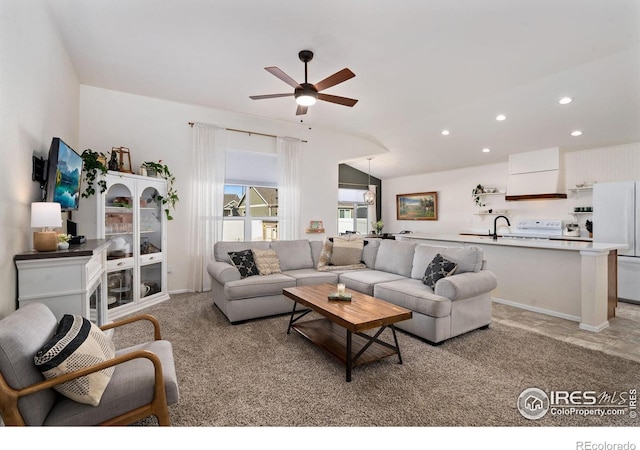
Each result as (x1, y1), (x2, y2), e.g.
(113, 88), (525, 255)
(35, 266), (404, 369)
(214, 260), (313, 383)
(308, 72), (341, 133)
(337, 283), (345, 295)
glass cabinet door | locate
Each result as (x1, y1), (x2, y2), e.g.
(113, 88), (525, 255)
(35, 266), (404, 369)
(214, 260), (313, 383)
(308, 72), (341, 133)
(104, 182), (135, 311)
(107, 268), (134, 309)
(105, 183), (134, 262)
(139, 186), (163, 257)
(139, 184), (164, 301)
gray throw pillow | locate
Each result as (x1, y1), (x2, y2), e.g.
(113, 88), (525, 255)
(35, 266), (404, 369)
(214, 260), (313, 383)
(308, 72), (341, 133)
(422, 253), (458, 289)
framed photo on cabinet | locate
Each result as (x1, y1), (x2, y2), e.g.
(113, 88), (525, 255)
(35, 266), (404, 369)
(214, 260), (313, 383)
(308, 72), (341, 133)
(396, 192), (438, 221)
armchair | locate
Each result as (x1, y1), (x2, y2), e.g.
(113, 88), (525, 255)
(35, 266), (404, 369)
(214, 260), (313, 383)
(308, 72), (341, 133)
(0, 303), (179, 426)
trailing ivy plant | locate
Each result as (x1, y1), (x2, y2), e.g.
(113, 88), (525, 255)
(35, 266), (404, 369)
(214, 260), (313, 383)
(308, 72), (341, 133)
(80, 149), (108, 198)
(143, 160), (179, 220)
(472, 184), (485, 207)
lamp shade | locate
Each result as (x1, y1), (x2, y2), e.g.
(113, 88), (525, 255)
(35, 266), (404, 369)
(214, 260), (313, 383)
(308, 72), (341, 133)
(31, 202), (62, 229)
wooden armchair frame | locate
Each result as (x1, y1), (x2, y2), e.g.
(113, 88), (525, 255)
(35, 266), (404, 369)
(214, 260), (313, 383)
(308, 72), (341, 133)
(0, 314), (171, 426)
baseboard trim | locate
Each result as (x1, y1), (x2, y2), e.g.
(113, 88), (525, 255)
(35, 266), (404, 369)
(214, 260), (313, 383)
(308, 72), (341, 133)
(491, 297), (581, 323)
(168, 289), (191, 295)
(579, 321), (610, 332)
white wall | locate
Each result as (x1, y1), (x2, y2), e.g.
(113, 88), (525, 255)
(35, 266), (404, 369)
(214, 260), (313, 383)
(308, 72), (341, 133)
(79, 86), (387, 293)
(382, 142), (640, 236)
(0, 1), (80, 318)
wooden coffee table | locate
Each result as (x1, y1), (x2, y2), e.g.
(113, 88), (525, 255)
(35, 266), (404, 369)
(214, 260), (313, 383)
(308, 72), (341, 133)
(284, 283), (412, 382)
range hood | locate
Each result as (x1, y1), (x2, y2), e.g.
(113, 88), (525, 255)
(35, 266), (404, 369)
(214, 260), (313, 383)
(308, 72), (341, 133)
(505, 147), (567, 201)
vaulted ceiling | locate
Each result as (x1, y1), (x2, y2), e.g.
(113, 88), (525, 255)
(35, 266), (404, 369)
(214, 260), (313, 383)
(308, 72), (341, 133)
(46, 0), (640, 179)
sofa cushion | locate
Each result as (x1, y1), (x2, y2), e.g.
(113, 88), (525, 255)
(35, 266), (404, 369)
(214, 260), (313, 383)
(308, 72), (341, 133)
(224, 274), (296, 300)
(309, 240), (324, 267)
(411, 245), (483, 279)
(215, 241), (270, 262)
(339, 269), (406, 296)
(362, 238), (380, 268)
(330, 235), (365, 266)
(228, 249), (258, 279)
(374, 240), (417, 277)
(374, 278), (452, 318)
(34, 315), (116, 406)
(252, 248), (281, 275)
(422, 254), (458, 289)
(270, 240), (314, 271)
(281, 268), (339, 286)
(44, 339), (179, 426)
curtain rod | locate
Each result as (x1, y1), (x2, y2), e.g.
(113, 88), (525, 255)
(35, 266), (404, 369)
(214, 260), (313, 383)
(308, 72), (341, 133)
(188, 122), (307, 143)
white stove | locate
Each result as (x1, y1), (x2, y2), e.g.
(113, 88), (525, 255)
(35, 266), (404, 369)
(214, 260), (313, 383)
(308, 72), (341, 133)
(501, 219), (564, 239)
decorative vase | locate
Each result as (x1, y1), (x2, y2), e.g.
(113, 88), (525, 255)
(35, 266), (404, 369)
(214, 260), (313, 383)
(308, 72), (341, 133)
(58, 242), (69, 250)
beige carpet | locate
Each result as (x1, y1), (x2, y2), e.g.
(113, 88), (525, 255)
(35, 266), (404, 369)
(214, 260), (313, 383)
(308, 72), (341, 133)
(113, 292), (640, 427)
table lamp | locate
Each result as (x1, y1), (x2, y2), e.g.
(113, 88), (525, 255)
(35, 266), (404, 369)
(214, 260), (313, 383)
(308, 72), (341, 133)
(31, 202), (62, 251)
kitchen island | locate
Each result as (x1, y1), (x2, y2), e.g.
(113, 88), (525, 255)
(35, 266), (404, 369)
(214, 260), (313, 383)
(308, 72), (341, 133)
(395, 233), (626, 332)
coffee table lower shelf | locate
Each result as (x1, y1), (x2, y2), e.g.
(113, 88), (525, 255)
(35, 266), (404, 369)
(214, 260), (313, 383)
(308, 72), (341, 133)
(291, 318), (402, 378)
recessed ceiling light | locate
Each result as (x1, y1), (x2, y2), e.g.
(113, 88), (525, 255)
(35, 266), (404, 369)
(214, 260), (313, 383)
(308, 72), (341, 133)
(441, 129), (450, 136)
(571, 130), (583, 136)
(496, 114), (506, 121)
(559, 97), (573, 105)
(482, 148), (491, 153)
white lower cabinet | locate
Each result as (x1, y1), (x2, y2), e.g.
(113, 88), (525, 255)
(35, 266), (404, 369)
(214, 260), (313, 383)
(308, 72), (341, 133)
(15, 240), (110, 326)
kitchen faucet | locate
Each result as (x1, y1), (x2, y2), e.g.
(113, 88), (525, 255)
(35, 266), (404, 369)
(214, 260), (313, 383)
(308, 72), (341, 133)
(492, 215), (511, 241)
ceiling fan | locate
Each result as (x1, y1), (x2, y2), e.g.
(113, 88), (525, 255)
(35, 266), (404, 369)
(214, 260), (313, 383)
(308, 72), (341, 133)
(249, 50), (358, 115)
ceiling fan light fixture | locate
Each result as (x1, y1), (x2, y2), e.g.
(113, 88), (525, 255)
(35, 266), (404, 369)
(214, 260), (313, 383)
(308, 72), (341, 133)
(295, 92), (317, 106)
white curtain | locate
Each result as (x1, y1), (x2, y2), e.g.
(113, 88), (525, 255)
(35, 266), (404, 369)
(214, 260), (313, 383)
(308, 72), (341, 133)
(189, 123), (227, 292)
(276, 137), (301, 240)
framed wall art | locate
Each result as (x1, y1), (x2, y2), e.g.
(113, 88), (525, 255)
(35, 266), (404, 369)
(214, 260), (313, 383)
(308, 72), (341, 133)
(396, 192), (438, 221)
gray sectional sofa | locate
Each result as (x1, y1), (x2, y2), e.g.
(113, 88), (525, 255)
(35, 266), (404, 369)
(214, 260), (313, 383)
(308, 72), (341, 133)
(207, 238), (497, 344)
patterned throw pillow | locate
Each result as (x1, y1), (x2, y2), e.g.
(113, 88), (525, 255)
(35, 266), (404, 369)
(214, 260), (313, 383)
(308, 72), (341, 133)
(422, 253), (458, 289)
(252, 248), (282, 275)
(34, 315), (115, 406)
(228, 249), (258, 278)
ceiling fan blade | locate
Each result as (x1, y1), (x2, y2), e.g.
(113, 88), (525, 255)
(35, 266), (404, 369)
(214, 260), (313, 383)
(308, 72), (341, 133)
(265, 67), (301, 89)
(317, 93), (358, 107)
(249, 93), (294, 100)
(296, 105), (308, 115)
(314, 68), (355, 92)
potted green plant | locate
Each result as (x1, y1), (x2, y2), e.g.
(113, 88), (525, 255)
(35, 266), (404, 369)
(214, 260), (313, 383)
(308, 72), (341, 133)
(142, 160), (179, 220)
(472, 184), (485, 207)
(80, 149), (108, 198)
(585, 220), (593, 238)
(57, 233), (71, 250)
(371, 220), (384, 236)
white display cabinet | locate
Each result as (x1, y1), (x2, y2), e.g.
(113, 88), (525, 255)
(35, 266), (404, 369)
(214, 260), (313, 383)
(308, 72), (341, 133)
(76, 171), (169, 320)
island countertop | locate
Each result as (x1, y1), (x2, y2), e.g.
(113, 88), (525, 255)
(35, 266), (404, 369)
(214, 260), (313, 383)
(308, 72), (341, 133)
(395, 232), (623, 332)
(394, 233), (627, 253)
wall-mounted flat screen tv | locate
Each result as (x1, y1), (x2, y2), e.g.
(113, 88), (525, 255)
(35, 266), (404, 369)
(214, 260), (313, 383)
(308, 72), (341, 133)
(45, 137), (83, 210)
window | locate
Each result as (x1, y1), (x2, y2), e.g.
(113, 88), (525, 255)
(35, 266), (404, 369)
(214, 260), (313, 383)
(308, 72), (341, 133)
(222, 149), (279, 242)
(338, 188), (369, 235)
(223, 185), (279, 241)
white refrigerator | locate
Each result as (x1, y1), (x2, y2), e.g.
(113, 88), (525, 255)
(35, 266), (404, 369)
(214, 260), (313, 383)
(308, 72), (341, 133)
(593, 181), (640, 304)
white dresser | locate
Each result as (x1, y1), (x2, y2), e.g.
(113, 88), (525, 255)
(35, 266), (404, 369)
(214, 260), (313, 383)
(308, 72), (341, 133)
(14, 239), (110, 325)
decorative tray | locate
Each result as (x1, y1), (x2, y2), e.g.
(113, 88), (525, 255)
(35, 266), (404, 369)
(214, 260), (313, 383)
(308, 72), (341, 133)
(328, 293), (352, 301)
